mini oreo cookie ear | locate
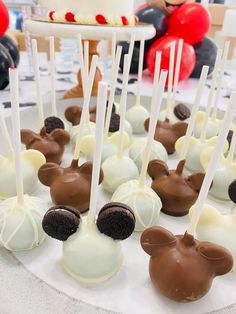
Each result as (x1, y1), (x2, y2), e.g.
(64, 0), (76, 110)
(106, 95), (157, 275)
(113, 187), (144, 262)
(228, 179), (236, 204)
(44, 116), (64, 133)
(42, 205), (81, 241)
(97, 202), (135, 240)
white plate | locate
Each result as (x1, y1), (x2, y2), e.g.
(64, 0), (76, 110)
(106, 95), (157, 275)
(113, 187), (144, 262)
(1, 96), (236, 314)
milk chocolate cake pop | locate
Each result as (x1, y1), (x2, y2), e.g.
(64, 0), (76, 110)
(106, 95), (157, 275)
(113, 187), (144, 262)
(21, 39), (70, 164)
(141, 95), (236, 301)
(147, 66), (209, 216)
(42, 82), (135, 284)
(112, 66), (167, 231)
(38, 55), (102, 213)
(0, 68), (47, 251)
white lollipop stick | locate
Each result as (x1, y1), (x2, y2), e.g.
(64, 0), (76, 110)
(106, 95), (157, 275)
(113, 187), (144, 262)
(84, 41), (89, 85)
(172, 39), (183, 104)
(9, 68), (24, 205)
(166, 42), (176, 120)
(77, 34), (86, 94)
(211, 41), (230, 120)
(139, 69), (167, 188)
(136, 36), (145, 107)
(87, 82), (108, 227)
(73, 55), (98, 160)
(180, 66), (209, 160)
(0, 104), (13, 155)
(104, 46), (122, 139)
(117, 54), (130, 158)
(32, 39), (44, 129)
(111, 32), (116, 64)
(227, 125), (236, 163)
(200, 49), (222, 141)
(188, 91), (236, 235)
(49, 36), (57, 117)
(127, 34), (135, 72)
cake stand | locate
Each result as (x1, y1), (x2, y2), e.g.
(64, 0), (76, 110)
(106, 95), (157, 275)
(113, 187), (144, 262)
(25, 19), (156, 99)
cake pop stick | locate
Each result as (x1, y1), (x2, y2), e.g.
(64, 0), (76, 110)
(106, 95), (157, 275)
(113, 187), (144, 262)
(139, 54), (165, 187)
(211, 41), (230, 120)
(135, 36), (145, 107)
(199, 48), (222, 142)
(32, 39), (44, 129)
(77, 34), (86, 94)
(127, 34), (135, 72)
(9, 68), (24, 205)
(171, 39), (183, 104)
(188, 91), (236, 235)
(49, 36), (57, 117)
(73, 55), (98, 160)
(0, 104), (13, 155)
(117, 54), (131, 158)
(104, 46), (122, 140)
(179, 66), (209, 160)
(165, 42), (176, 120)
(84, 40), (89, 86)
(87, 82), (108, 227)
(111, 32), (116, 64)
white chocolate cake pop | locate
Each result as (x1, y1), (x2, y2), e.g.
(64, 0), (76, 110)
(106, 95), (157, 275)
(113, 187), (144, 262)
(0, 68), (47, 251)
(42, 82), (135, 284)
(112, 66), (167, 231)
(193, 111), (221, 139)
(102, 55), (139, 193)
(126, 37), (149, 134)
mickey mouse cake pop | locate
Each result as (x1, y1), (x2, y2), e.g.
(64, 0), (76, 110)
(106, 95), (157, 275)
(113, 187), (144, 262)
(21, 39), (70, 164)
(126, 37), (149, 134)
(144, 39), (188, 154)
(102, 55), (139, 193)
(112, 65), (167, 231)
(0, 68), (47, 251)
(38, 56), (102, 213)
(141, 95), (235, 301)
(148, 66), (208, 216)
(42, 82), (135, 284)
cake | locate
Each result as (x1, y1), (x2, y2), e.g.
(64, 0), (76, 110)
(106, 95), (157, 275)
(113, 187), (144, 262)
(38, 0), (138, 26)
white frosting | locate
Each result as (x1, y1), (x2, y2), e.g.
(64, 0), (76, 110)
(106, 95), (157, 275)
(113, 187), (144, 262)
(175, 136), (228, 173)
(129, 138), (168, 171)
(191, 204), (236, 270)
(0, 150), (46, 199)
(38, 0), (135, 25)
(193, 111), (221, 139)
(0, 195), (47, 251)
(126, 105), (149, 134)
(112, 180), (162, 231)
(102, 155), (139, 193)
(70, 122), (96, 155)
(62, 217), (123, 284)
(200, 148), (236, 200)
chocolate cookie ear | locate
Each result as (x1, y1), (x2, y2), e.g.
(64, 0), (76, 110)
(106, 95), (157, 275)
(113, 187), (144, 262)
(50, 129), (70, 145)
(44, 116), (64, 133)
(42, 205), (81, 241)
(228, 179), (236, 203)
(21, 129), (40, 146)
(187, 173), (205, 192)
(144, 118), (150, 132)
(198, 242), (233, 276)
(97, 202), (135, 240)
(38, 162), (62, 186)
(141, 226), (176, 257)
(173, 122), (188, 138)
(65, 106), (82, 125)
(147, 160), (169, 180)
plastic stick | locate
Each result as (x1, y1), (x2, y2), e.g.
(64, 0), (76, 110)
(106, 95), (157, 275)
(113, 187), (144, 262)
(111, 32), (116, 65)
(136, 36), (145, 107)
(166, 41), (176, 119)
(49, 36), (57, 116)
(188, 91), (236, 235)
(77, 34), (86, 94)
(172, 39), (183, 103)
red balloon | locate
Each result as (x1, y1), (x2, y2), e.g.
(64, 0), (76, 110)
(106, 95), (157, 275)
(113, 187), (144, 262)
(147, 35), (196, 84)
(0, 0), (9, 36)
(168, 3), (211, 45)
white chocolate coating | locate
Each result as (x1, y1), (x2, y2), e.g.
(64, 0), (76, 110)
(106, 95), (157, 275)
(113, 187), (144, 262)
(70, 122), (96, 155)
(62, 217), (123, 284)
(193, 111), (221, 139)
(126, 105), (149, 134)
(102, 155), (139, 193)
(0, 195), (47, 251)
(129, 138), (168, 171)
(191, 204), (236, 270)
(112, 180), (162, 231)
(200, 148), (236, 201)
(0, 150), (46, 199)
